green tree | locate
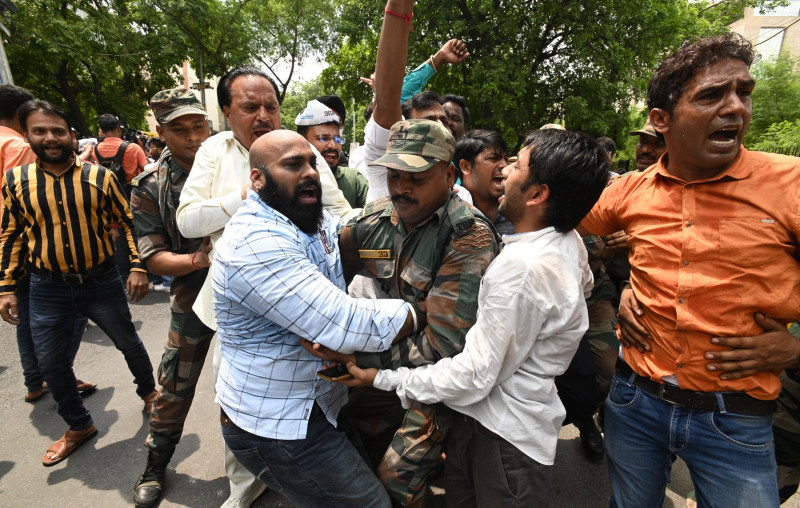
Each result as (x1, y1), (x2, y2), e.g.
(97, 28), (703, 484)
(750, 119), (800, 151)
(745, 52), (800, 147)
(3, 0), (335, 135)
(322, 0), (781, 150)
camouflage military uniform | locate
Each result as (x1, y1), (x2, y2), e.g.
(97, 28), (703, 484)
(332, 165), (369, 208)
(339, 193), (499, 506)
(130, 149), (214, 457)
(582, 234), (620, 398)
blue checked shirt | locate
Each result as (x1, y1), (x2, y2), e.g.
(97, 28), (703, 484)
(212, 191), (410, 440)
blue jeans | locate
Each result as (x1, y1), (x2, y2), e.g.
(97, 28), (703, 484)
(16, 275), (88, 390)
(29, 268), (155, 430)
(605, 372), (779, 508)
(221, 404), (391, 507)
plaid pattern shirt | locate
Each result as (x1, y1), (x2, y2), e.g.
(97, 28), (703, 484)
(212, 191), (410, 440)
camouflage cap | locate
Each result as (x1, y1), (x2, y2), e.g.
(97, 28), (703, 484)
(630, 119), (658, 138)
(369, 119), (455, 173)
(149, 89), (207, 124)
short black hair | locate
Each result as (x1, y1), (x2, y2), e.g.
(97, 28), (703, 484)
(442, 94), (469, 125)
(217, 66), (281, 108)
(520, 129), (610, 233)
(19, 100), (73, 133)
(98, 114), (120, 133)
(401, 90), (442, 119)
(648, 33), (754, 116)
(149, 138), (166, 149)
(453, 129), (508, 168)
(0, 84), (35, 122)
(596, 136), (616, 157)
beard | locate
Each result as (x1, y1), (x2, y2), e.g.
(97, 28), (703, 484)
(258, 170), (323, 235)
(30, 140), (73, 165)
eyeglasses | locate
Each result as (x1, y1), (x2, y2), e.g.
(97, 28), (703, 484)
(313, 134), (346, 145)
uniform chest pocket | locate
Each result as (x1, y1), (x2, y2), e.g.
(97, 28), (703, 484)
(399, 260), (433, 296)
(719, 218), (784, 269)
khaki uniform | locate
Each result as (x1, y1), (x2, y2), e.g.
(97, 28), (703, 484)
(339, 194), (499, 506)
(130, 150), (214, 457)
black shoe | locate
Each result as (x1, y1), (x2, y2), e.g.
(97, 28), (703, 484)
(578, 417), (605, 461)
(133, 451), (171, 508)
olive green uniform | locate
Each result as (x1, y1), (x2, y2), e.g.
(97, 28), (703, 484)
(130, 150), (214, 457)
(339, 194), (499, 506)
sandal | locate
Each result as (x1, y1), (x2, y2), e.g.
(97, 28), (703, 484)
(76, 379), (97, 394)
(42, 425), (98, 467)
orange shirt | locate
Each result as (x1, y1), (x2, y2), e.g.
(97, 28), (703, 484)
(94, 136), (146, 182)
(0, 126), (36, 209)
(582, 148), (800, 400)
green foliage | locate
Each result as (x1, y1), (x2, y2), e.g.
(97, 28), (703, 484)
(282, 78), (325, 131)
(3, 0), (335, 136)
(745, 52), (800, 147)
(321, 0), (730, 151)
(750, 120), (800, 151)
(3, 0), (185, 135)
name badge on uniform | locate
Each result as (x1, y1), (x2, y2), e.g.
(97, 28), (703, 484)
(359, 249), (391, 259)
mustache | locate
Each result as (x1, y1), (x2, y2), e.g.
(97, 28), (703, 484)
(252, 122), (272, 131)
(391, 194), (418, 205)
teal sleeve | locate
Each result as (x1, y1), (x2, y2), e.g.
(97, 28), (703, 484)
(400, 61), (436, 103)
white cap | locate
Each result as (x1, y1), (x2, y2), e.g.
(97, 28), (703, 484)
(295, 100), (341, 126)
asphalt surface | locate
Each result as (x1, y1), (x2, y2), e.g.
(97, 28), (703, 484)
(0, 290), (795, 507)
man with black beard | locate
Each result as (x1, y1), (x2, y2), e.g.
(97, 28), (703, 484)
(211, 130), (418, 507)
(0, 101), (155, 466)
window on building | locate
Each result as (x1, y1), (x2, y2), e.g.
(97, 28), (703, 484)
(756, 27), (786, 60)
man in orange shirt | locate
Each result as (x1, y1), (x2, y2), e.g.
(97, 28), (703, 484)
(582, 33), (800, 507)
(0, 84), (36, 183)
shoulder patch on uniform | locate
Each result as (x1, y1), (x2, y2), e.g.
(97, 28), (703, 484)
(452, 224), (494, 251)
(131, 166), (158, 187)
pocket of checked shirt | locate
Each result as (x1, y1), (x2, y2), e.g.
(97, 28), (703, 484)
(718, 218), (783, 269)
(707, 411), (774, 450)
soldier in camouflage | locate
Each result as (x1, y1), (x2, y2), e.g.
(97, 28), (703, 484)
(129, 89), (214, 508)
(331, 119), (499, 506)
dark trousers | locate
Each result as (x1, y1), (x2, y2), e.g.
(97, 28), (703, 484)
(555, 334), (600, 425)
(29, 268), (155, 430)
(444, 415), (552, 507)
(16, 275), (87, 390)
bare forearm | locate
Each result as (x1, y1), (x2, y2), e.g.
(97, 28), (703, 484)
(145, 250), (209, 277)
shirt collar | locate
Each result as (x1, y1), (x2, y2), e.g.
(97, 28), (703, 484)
(501, 226), (556, 245)
(645, 146), (753, 183)
(0, 125), (23, 139)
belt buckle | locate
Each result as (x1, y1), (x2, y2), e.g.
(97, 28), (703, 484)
(62, 273), (84, 284)
(657, 383), (680, 406)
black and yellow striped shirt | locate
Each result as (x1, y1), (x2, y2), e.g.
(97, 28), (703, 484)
(0, 159), (145, 294)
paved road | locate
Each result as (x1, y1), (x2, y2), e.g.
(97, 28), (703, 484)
(0, 291), (794, 507)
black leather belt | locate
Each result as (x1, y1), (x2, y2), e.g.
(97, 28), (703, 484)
(616, 358), (776, 416)
(30, 258), (115, 285)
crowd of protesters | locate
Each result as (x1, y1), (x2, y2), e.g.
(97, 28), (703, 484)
(2, 1), (800, 507)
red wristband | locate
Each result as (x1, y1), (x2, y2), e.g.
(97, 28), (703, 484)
(191, 251), (201, 269)
(385, 8), (413, 31)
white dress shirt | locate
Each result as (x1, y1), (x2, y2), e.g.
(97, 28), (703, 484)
(374, 227), (593, 465)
